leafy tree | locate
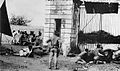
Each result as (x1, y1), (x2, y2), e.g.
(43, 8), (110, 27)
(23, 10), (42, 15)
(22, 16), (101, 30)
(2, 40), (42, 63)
(10, 15), (32, 26)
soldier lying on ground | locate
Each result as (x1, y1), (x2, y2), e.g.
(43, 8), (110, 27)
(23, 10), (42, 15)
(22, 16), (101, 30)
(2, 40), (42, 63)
(75, 48), (95, 69)
(19, 45), (32, 57)
(75, 48), (89, 64)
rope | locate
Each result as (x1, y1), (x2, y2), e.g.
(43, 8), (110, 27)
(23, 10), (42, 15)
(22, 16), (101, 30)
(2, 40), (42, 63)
(82, 14), (96, 31)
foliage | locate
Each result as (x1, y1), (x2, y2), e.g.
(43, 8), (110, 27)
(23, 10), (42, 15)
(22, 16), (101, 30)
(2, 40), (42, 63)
(10, 15), (32, 26)
(78, 30), (120, 44)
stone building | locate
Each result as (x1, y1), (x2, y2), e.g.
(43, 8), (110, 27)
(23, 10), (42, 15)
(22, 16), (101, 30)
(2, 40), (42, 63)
(43, 0), (73, 48)
(43, 0), (120, 55)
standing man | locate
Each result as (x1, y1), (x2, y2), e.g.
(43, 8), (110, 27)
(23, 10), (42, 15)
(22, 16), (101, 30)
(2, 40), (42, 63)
(47, 31), (60, 69)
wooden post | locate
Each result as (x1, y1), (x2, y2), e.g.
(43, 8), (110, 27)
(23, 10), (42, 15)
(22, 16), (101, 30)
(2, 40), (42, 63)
(76, 8), (79, 46)
(99, 14), (102, 31)
(0, 33), (2, 46)
(0, 7), (1, 46)
(76, 7), (81, 46)
(99, 14), (102, 43)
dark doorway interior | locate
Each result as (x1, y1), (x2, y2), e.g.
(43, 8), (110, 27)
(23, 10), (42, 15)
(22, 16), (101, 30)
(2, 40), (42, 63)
(55, 19), (61, 37)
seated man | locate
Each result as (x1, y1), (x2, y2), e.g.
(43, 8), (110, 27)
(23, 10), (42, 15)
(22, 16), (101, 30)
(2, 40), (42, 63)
(12, 30), (17, 44)
(75, 48), (89, 64)
(93, 44), (106, 64)
(113, 47), (120, 61)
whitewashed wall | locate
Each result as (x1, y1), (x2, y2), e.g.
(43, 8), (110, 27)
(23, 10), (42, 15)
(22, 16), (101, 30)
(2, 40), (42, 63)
(79, 44), (119, 52)
(79, 4), (120, 36)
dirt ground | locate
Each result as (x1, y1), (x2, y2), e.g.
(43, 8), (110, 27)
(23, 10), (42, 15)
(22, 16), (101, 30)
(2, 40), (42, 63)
(0, 44), (120, 71)
(0, 55), (81, 71)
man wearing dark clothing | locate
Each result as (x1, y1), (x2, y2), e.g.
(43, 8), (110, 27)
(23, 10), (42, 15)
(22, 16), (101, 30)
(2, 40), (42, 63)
(47, 31), (60, 69)
(93, 44), (106, 64)
(75, 48), (89, 64)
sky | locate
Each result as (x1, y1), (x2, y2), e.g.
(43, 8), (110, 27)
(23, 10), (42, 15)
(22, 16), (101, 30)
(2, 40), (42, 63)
(0, 0), (46, 27)
(0, 0), (120, 36)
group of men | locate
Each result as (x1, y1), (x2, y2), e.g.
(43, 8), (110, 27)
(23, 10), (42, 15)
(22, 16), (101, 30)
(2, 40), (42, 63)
(12, 30), (120, 70)
(17, 30), (61, 69)
(12, 30), (43, 57)
(12, 30), (43, 46)
(46, 30), (120, 70)
(75, 44), (120, 66)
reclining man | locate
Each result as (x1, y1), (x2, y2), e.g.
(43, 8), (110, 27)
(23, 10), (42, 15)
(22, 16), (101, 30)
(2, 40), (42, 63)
(75, 48), (96, 69)
(113, 47), (120, 61)
(19, 45), (32, 57)
(75, 48), (90, 64)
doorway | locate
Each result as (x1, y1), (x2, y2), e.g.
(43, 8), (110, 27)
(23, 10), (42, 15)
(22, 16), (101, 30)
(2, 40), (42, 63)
(55, 19), (61, 37)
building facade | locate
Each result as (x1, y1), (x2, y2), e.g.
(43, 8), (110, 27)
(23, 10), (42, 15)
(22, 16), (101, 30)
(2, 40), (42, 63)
(43, 0), (120, 55)
(43, 0), (74, 49)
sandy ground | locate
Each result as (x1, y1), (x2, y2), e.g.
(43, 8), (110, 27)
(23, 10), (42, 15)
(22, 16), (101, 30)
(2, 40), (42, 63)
(0, 55), (82, 71)
(0, 55), (120, 71)
(0, 44), (120, 71)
